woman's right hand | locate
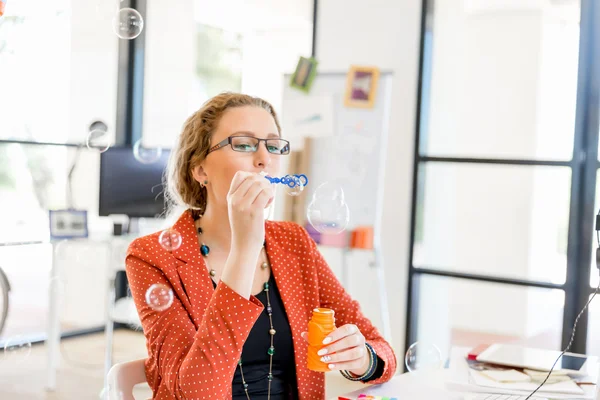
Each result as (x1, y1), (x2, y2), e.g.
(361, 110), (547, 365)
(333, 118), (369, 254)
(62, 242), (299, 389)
(227, 171), (274, 253)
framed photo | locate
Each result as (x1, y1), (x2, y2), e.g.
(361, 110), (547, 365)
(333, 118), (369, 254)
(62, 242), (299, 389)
(290, 56), (318, 93)
(49, 209), (89, 240)
(344, 65), (380, 109)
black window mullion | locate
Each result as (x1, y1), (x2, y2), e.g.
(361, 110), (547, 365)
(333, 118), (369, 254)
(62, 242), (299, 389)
(562, 0), (600, 355)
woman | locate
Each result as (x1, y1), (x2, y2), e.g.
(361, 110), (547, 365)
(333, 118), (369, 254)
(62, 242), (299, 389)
(125, 92), (397, 400)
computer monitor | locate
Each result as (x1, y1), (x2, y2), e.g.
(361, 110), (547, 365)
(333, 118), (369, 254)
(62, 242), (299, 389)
(99, 147), (170, 218)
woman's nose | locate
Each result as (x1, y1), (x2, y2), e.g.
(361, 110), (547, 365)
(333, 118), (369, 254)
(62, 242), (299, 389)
(254, 143), (272, 168)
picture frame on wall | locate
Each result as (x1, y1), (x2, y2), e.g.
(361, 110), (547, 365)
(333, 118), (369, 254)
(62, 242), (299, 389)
(344, 65), (380, 109)
(49, 209), (89, 241)
(290, 56), (318, 93)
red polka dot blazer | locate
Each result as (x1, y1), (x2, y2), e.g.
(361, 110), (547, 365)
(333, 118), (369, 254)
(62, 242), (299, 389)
(125, 210), (397, 400)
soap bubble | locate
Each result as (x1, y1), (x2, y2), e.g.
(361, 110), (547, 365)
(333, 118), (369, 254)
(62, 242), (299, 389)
(311, 181), (346, 205)
(404, 342), (443, 372)
(133, 139), (162, 164)
(145, 284), (174, 312)
(113, 7), (144, 40)
(158, 229), (182, 251)
(3, 336), (32, 362)
(306, 182), (350, 234)
(86, 129), (112, 152)
(285, 175), (304, 196)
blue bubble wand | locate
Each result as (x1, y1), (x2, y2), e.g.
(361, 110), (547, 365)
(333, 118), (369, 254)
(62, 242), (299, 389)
(264, 174), (308, 188)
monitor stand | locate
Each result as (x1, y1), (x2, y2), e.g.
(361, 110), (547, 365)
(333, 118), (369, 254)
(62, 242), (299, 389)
(111, 217), (140, 237)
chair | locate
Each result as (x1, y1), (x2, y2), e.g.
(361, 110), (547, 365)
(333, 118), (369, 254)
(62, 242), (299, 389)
(104, 269), (143, 387)
(106, 358), (148, 400)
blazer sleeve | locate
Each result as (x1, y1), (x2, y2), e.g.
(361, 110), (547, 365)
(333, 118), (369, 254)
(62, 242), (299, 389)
(125, 240), (264, 399)
(302, 227), (397, 384)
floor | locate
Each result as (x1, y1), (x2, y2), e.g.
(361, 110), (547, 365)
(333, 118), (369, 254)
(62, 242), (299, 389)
(0, 329), (366, 400)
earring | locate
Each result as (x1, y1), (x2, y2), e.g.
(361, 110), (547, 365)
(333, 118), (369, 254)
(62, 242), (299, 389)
(200, 180), (208, 188)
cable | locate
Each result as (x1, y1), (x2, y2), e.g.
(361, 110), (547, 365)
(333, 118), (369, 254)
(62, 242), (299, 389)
(524, 275), (599, 399)
(524, 210), (600, 399)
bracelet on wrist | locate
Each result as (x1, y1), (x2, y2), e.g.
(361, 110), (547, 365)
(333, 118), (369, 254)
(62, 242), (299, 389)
(340, 343), (378, 382)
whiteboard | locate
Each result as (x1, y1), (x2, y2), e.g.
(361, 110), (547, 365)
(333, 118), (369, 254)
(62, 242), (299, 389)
(281, 71), (393, 231)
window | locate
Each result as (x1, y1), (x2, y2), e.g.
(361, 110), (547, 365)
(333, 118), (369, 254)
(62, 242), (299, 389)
(0, 0), (71, 143)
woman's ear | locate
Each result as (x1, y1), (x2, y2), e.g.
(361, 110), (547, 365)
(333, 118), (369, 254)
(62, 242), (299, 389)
(191, 164), (208, 185)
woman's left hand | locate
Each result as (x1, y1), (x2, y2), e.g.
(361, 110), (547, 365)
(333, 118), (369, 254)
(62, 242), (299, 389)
(301, 323), (370, 376)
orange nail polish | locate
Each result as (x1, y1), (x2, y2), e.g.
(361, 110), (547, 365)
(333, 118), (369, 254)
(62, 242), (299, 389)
(307, 308), (336, 372)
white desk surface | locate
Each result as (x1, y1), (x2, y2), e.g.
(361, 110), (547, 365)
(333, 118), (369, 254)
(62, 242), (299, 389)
(332, 353), (600, 400)
(330, 368), (464, 400)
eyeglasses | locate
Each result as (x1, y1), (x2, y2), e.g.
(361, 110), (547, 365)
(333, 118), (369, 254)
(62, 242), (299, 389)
(207, 135), (291, 155)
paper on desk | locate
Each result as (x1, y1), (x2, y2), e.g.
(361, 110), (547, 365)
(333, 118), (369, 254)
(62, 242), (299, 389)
(469, 369), (583, 395)
(478, 369), (531, 383)
(446, 348), (597, 400)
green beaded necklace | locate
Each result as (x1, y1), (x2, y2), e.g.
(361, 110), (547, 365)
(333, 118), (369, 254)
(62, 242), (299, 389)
(197, 226), (276, 399)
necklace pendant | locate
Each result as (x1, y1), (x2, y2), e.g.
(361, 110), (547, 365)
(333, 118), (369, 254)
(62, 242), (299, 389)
(261, 262), (269, 270)
(209, 269), (216, 277)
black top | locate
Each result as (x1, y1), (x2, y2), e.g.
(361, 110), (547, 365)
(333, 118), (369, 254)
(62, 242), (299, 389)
(210, 274), (386, 399)
(211, 274), (299, 400)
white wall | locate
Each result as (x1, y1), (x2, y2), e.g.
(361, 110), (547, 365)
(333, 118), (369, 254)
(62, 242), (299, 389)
(315, 0), (423, 361)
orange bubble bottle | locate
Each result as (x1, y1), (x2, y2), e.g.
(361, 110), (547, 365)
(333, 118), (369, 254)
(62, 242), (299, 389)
(307, 307), (336, 372)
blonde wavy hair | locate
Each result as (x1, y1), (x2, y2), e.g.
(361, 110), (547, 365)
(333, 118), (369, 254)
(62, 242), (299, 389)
(165, 92), (282, 219)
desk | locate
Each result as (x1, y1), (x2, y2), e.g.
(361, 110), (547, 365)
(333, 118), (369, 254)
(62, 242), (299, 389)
(331, 369), (464, 400)
(334, 348), (600, 400)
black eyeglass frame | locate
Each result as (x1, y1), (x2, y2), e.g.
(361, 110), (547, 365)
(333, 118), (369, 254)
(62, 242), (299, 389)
(207, 136), (291, 155)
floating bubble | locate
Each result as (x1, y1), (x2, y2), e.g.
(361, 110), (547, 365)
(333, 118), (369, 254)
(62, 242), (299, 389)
(145, 284), (174, 312)
(311, 181), (346, 205)
(86, 129), (112, 152)
(404, 342), (443, 372)
(158, 229), (182, 251)
(3, 336), (32, 362)
(113, 7), (144, 40)
(133, 139), (162, 164)
(306, 182), (350, 234)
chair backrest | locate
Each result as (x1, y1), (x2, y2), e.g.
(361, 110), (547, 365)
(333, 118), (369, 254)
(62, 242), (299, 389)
(106, 358), (148, 400)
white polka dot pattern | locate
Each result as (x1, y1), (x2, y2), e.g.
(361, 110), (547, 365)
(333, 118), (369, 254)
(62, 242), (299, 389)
(125, 210), (397, 399)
